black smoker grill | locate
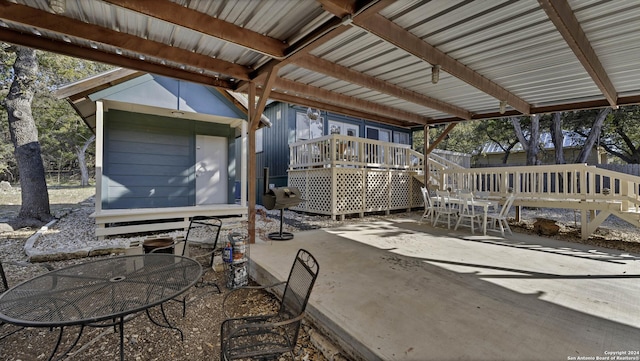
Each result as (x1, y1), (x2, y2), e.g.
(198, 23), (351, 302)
(262, 168), (304, 240)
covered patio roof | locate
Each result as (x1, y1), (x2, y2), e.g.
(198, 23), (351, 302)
(2, 0), (640, 128)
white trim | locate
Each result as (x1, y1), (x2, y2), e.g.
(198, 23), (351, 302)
(241, 120), (247, 207)
(95, 100), (104, 214)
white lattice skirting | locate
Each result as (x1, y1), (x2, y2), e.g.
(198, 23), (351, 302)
(289, 168), (424, 220)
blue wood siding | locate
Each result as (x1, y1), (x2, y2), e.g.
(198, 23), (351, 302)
(103, 109), (235, 209)
(254, 102), (413, 205)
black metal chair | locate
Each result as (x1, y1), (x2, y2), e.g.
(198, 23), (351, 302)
(149, 216), (222, 259)
(220, 249), (319, 361)
(0, 261), (7, 292)
(185, 216), (223, 293)
(1, 260), (24, 340)
(149, 216), (223, 315)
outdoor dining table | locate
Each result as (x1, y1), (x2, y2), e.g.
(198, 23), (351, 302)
(0, 254), (202, 361)
(432, 195), (498, 235)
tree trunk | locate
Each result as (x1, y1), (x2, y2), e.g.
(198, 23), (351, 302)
(550, 112), (565, 164)
(77, 134), (95, 187)
(511, 115), (541, 165)
(574, 108), (611, 163)
(526, 115), (540, 165)
(501, 142), (518, 164)
(2, 46), (52, 223)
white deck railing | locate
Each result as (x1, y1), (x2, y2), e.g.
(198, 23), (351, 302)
(442, 163), (640, 210)
(289, 135), (423, 171)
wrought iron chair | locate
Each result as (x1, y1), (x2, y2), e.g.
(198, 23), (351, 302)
(486, 194), (516, 236)
(150, 216), (222, 259)
(1, 260), (24, 340)
(220, 249), (319, 361)
(149, 216), (223, 315)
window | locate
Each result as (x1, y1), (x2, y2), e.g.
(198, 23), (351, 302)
(256, 127), (263, 153)
(393, 131), (410, 145)
(366, 126), (391, 142)
(328, 120), (359, 137)
(295, 111), (323, 141)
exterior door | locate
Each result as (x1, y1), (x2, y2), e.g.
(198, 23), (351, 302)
(195, 135), (227, 205)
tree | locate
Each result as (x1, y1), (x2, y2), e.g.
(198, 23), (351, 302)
(550, 112), (565, 164)
(563, 107), (630, 163)
(573, 108), (611, 163)
(31, 51), (110, 185)
(593, 106), (640, 164)
(511, 115), (541, 165)
(77, 134), (95, 186)
(415, 121), (485, 155)
(2, 46), (51, 223)
(1, 46), (111, 186)
(475, 118), (520, 164)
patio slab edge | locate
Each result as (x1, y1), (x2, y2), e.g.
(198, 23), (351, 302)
(249, 255), (379, 361)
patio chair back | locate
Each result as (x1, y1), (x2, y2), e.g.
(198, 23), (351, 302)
(487, 194), (517, 236)
(498, 194), (516, 218)
(1, 260), (24, 341)
(455, 191), (482, 233)
(0, 260), (8, 293)
(433, 190), (450, 211)
(183, 216), (222, 265)
(149, 216), (222, 261)
(420, 187), (433, 222)
(220, 249), (319, 360)
(278, 249), (319, 342)
(457, 192), (478, 217)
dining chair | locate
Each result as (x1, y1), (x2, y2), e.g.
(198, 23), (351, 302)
(486, 194), (516, 236)
(220, 249), (319, 361)
(420, 187), (434, 223)
(474, 191), (497, 212)
(432, 190), (458, 229)
(455, 191), (483, 234)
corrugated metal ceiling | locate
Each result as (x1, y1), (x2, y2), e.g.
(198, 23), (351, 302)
(2, 0), (640, 127)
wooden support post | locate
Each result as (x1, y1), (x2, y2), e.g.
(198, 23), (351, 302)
(423, 124), (429, 188)
(247, 69), (278, 244)
(247, 83), (257, 245)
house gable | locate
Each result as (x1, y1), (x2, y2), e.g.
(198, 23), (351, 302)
(90, 74), (246, 121)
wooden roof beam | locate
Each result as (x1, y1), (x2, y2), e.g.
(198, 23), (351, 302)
(317, 0), (397, 20)
(354, 14), (531, 115)
(426, 123), (457, 154)
(293, 54), (472, 119)
(274, 78), (430, 125)
(0, 1), (251, 81)
(238, 0), (387, 92)
(539, 0), (618, 108)
(0, 28), (233, 89)
(102, 0), (287, 58)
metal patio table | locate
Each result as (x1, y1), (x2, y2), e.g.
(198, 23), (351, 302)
(0, 254), (202, 361)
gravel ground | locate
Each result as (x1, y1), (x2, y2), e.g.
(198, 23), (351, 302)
(1, 195), (640, 360)
(0, 197), (345, 361)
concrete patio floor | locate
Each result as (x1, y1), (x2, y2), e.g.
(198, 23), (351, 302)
(249, 216), (640, 361)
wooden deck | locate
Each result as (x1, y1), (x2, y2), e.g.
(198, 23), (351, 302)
(289, 135), (640, 239)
